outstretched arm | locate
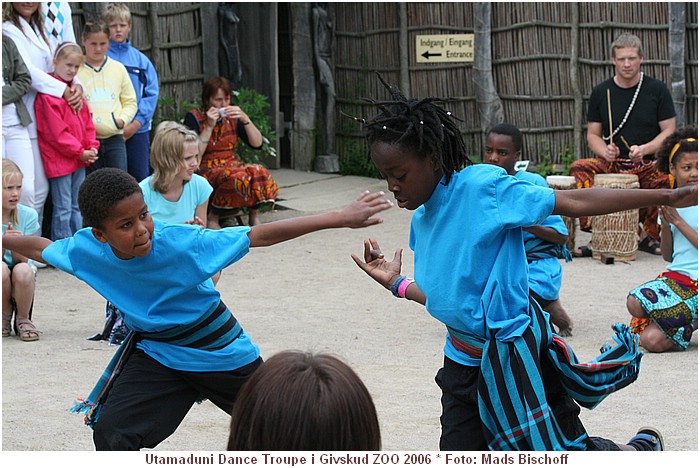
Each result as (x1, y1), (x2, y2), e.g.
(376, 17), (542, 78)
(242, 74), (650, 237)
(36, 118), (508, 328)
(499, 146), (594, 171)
(247, 191), (393, 247)
(351, 238), (426, 306)
(1, 235), (52, 264)
(553, 185), (698, 218)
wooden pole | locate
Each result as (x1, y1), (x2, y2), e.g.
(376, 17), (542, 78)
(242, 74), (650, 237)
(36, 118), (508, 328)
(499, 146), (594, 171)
(668, 2), (686, 127)
(398, 3), (410, 97)
(569, 2), (582, 159)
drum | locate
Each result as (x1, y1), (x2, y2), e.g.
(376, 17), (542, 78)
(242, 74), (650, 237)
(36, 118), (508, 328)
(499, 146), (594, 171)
(591, 174), (640, 261)
(546, 175), (577, 253)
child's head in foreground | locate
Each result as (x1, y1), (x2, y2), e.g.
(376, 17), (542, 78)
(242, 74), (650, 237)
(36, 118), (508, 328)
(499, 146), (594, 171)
(361, 74), (471, 211)
(149, 121), (200, 193)
(78, 168), (153, 260)
(228, 350), (381, 451)
(103, 2), (132, 44)
(655, 126), (698, 189)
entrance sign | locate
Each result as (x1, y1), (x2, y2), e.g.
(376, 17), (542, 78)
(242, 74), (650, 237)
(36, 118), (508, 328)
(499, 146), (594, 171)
(416, 34), (474, 63)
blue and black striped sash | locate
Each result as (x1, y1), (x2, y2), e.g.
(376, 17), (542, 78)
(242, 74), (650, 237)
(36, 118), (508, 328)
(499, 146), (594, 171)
(140, 301), (242, 351)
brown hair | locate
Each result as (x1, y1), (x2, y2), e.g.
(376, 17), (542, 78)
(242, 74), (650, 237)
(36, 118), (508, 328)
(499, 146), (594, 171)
(201, 76), (232, 107)
(2, 3), (49, 46)
(82, 19), (110, 41)
(611, 32), (643, 58)
(228, 351), (382, 451)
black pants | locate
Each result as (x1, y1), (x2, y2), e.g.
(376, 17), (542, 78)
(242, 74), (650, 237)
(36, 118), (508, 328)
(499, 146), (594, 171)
(92, 348), (262, 450)
(434, 356), (621, 451)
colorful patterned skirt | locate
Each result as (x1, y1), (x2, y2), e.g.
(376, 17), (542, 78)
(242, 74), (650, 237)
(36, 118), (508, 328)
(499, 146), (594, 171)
(199, 157), (279, 210)
(629, 271), (698, 350)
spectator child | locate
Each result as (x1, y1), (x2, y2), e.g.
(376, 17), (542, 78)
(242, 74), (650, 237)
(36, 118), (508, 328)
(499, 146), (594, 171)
(103, 2), (159, 182)
(2, 167), (391, 450)
(77, 19), (137, 174)
(627, 127), (698, 352)
(35, 41), (99, 240)
(2, 159), (40, 341)
(228, 351), (381, 451)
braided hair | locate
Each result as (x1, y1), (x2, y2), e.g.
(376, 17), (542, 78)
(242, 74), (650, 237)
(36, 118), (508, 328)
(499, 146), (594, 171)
(655, 126), (698, 176)
(360, 74), (471, 184)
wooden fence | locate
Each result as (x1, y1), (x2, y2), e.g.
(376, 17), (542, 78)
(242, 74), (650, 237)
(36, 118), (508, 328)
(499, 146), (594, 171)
(332, 2), (698, 170)
(70, 2), (697, 171)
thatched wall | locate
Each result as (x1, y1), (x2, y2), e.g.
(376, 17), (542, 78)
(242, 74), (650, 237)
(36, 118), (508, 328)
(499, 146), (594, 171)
(332, 2), (698, 169)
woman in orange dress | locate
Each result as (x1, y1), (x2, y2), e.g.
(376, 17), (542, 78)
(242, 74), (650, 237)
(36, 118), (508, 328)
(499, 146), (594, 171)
(184, 77), (278, 227)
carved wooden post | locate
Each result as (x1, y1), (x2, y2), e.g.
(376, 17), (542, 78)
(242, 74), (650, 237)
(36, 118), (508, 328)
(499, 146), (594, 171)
(291, 3), (316, 171)
(669, 3), (686, 127)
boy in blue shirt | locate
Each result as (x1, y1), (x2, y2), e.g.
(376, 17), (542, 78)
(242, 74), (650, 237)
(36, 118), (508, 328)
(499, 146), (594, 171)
(103, 2), (159, 182)
(483, 123), (574, 336)
(2, 167), (392, 450)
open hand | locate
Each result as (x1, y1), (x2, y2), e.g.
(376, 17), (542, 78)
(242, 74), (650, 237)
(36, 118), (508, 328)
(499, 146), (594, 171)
(351, 238), (403, 290)
(339, 191), (393, 228)
(667, 185), (699, 209)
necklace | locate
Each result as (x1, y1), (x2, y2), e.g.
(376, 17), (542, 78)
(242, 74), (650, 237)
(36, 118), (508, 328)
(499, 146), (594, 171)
(604, 72), (643, 141)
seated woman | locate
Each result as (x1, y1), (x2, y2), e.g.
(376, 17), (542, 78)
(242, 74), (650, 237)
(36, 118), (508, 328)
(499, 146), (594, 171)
(184, 77), (279, 227)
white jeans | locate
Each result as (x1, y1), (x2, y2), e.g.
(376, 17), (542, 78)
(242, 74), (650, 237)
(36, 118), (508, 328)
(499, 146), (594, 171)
(2, 124), (49, 232)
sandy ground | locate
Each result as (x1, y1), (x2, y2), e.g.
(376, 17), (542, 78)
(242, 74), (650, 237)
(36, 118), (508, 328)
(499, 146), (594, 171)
(1, 173), (697, 454)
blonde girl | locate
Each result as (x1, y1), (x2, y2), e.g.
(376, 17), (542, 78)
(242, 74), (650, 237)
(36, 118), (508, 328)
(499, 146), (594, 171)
(2, 159), (40, 340)
(35, 41), (99, 240)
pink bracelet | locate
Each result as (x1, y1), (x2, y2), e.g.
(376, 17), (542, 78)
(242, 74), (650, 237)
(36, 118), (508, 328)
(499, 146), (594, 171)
(397, 278), (414, 299)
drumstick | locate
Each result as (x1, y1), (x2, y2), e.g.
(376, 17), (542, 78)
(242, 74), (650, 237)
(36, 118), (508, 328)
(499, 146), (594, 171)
(607, 89), (613, 141)
(620, 135), (631, 151)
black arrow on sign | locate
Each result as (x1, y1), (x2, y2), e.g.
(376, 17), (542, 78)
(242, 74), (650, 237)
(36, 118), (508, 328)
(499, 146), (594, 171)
(421, 50), (442, 60)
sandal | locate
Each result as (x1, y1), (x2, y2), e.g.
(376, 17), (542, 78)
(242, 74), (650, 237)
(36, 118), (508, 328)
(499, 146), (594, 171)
(638, 236), (662, 255)
(572, 244), (593, 258)
(2, 323), (11, 337)
(628, 427), (664, 451)
(15, 318), (40, 342)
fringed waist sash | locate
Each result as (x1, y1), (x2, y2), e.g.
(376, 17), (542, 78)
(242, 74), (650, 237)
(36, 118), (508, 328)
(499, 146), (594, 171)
(71, 301), (240, 427)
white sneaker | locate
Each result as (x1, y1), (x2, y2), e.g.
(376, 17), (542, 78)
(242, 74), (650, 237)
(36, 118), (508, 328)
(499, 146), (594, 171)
(33, 261), (48, 269)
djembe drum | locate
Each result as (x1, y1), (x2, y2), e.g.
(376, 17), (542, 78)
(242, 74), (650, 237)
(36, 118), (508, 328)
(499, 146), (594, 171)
(591, 174), (640, 261)
(546, 175), (577, 252)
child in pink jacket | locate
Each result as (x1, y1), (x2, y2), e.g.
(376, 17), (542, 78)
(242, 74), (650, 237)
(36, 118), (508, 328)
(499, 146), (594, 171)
(35, 42), (99, 240)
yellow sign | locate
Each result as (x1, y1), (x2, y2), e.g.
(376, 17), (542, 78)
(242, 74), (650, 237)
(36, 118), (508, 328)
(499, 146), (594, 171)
(416, 34), (474, 63)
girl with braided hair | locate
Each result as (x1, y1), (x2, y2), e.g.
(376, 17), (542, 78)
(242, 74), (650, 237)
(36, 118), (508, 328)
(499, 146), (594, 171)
(352, 75), (697, 451)
(627, 127), (697, 353)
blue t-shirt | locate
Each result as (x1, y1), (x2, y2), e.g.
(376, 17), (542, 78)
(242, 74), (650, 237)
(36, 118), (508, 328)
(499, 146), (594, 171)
(515, 170), (568, 301)
(42, 221), (260, 371)
(2, 204), (40, 266)
(139, 174), (213, 224)
(668, 206), (698, 281)
(409, 165), (555, 366)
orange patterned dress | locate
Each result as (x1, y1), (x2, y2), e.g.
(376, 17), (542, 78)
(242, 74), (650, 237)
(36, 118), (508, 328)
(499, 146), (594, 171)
(185, 109), (279, 211)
